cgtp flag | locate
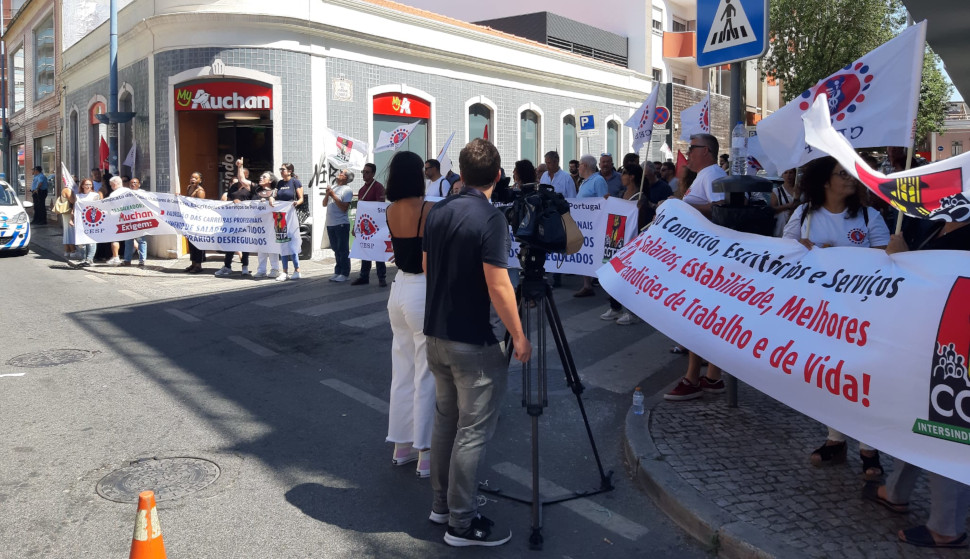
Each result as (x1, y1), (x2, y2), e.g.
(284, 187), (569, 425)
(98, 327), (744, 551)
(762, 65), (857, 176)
(123, 141), (137, 171)
(437, 131), (456, 177)
(625, 87), (659, 154)
(323, 128), (369, 169)
(802, 94), (970, 222)
(679, 93), (711, 142)
(374, 121), (419, 154)
(757, 21), (926, 172)
(61, 162), (77, 193)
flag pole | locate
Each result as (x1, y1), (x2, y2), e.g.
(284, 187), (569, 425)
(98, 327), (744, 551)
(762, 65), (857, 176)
(894, 16), (925, 235)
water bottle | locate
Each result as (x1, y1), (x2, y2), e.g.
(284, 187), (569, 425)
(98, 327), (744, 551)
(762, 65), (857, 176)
(632, 387), (645, 415)
(731, 122), (747, 176)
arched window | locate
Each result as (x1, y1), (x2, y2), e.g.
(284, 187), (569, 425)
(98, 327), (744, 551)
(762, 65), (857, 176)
(372, 91), (431, 176)
(607, 120), (620, 160)
(562, 115), (577, 161)
(69, 110), (79, 178)
(89, 101), (107, 173)
(519, 110), (540, 165)
(468, 103), (491, 141)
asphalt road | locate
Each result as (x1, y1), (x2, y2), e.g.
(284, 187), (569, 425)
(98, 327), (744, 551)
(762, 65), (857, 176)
(0, 247), (709, 558)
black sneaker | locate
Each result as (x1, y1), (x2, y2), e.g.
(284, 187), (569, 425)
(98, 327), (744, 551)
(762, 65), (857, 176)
(444, 514), (511, 547)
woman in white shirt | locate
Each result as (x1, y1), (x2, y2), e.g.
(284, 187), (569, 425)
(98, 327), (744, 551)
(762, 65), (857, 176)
(782, 156), (889, 479)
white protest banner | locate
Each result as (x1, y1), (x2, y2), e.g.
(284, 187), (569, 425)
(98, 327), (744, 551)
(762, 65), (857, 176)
(802, 94), (970, 222)
(540, 197), (639, 276)
(350, 201), (394, 261)
(598, 199), (970, 484)
(74, 190), (299, 253)
(756, 21), (925, 172)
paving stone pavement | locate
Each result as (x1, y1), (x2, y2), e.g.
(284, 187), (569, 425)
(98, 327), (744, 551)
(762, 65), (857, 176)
(631, 380), (969, 559)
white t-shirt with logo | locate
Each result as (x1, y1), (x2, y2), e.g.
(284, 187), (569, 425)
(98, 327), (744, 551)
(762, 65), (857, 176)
(783, 205), (890, 248)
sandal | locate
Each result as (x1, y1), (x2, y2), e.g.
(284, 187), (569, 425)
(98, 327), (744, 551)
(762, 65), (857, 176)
(861, 482), (908, 514)
(809, 440), (846, 466)
(899, 525), (968, 548)
(861, 450), (884, 480)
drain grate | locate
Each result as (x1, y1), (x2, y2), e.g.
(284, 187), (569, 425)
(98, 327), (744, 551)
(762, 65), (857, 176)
(6, 349), (98, 368)
(96, 457), (221, 503)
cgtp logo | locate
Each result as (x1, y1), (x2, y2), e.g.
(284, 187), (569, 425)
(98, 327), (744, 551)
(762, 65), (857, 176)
(914, 277), (970, 446)
(82, 207), (105, 227)
(798, 62), (874, 122)
(273, 212), (291, 243)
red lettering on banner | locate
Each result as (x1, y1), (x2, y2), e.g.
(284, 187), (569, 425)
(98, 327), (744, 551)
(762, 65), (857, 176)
(803, 352), (872, 407)
(776, 296), (870, 347)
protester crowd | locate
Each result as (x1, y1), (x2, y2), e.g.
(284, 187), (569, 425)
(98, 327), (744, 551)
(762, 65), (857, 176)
(29, 130), (968, 549)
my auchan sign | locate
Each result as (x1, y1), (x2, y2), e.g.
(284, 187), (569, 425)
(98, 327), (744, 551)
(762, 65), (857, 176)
(174, 81), (272, 111)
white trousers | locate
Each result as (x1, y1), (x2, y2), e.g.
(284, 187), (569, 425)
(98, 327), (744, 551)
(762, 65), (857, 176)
(386, 272), (435, 449)
(256, 252), (279, 274)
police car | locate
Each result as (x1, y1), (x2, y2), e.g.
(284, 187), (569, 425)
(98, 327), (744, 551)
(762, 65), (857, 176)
(0, 180), (32, 255)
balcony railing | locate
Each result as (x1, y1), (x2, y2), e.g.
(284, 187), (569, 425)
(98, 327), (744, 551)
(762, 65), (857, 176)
(663, 31), (696, 59)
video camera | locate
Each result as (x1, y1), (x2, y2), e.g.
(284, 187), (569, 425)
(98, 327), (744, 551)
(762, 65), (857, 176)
(499, 182), (573, 254)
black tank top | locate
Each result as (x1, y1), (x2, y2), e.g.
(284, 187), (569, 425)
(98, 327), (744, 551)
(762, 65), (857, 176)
(387, 202), (429, 274)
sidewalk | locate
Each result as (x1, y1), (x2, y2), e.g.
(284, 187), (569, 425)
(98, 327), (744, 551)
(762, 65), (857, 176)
(625, 371), (968, 559)
(27, 221), (338, 277)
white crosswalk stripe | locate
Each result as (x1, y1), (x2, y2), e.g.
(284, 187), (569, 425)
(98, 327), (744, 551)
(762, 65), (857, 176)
(340, 310), (390, 329)
(299, 292), (388, 317)
(491, 462), (650, 540)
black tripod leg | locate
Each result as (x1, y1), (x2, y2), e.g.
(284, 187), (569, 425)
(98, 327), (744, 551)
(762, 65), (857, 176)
(541, 283), (614, 490)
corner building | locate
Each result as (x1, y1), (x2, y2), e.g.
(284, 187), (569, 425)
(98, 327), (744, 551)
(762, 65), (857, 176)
(60, 0), (652, 258)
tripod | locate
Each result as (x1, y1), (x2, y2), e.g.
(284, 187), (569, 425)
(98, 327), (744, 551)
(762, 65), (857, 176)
(483, 246), (614, 550)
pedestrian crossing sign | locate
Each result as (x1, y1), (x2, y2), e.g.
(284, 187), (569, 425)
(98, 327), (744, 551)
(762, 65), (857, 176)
(695, 0), (768, 68)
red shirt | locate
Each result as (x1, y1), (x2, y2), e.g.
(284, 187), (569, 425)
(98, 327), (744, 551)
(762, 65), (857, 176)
(358, 180), (385, 202)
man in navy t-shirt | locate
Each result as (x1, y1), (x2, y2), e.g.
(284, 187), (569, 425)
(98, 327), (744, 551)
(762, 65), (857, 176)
(422, 138), (531, 547)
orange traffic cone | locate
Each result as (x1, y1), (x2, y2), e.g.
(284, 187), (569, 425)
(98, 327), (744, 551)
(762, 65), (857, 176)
(129, 491), (167, 559)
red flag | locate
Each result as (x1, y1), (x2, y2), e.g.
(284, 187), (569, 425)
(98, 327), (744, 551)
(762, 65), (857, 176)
(675, 150), (687, 175)
(483, 124), (489, 141)
(99, 136), (109, 170)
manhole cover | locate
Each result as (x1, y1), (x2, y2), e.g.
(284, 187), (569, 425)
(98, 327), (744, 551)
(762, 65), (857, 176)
(6, 349), (98, 368)
(96, 457), (221, 503)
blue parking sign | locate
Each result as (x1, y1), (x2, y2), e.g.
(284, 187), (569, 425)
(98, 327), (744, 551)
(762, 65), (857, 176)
(696, 0), (768, 68)
(580, 114), (595, 131)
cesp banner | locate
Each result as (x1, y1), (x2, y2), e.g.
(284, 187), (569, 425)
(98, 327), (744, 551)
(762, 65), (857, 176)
(350, 197), (639, 278)
(598, 199), (970, 484)
(73, 190), (300, 254)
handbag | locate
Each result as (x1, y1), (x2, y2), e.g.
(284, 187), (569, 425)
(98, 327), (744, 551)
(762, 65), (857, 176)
(562, 213), (582, 254)
(52, 196), (71, 215)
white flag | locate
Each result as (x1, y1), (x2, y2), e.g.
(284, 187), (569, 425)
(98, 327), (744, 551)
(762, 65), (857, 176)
(61, 162), (77, 193)
(322, 128), (369, 170)
(745, 131), (777, 176)
(679, 93), (711, 142)
(625, 87), (660, 154)
(437, 131), (456, 177)
(374, 121), (420, 154)
(123, 141), (136, 171)
(659, 142), (673, 163)
(802, 94), (970, 222)
(756, 21), (926, 172)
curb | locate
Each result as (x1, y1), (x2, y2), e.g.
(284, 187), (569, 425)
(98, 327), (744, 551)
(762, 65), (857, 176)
(623, 391), (812, 559)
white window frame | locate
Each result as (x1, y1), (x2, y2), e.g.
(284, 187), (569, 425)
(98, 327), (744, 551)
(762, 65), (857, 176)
(516, 103), (544, 164)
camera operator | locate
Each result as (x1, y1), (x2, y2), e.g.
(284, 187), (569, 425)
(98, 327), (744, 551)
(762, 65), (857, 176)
(423, 138), (531, 547)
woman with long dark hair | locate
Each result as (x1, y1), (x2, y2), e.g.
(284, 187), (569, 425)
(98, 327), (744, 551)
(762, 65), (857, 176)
(783, 156), (890, 478)
(384, 151), (436, 479)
